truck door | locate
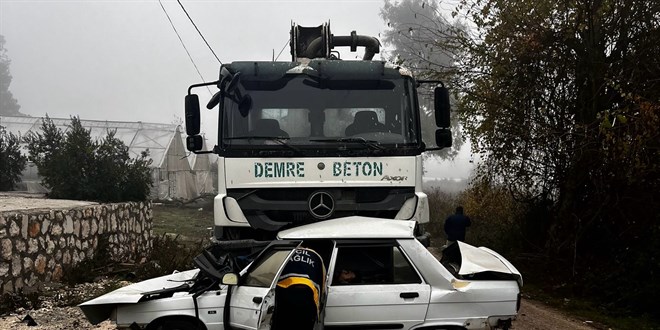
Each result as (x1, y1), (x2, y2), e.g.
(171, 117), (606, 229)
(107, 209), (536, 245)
(228, 242), (301, 330)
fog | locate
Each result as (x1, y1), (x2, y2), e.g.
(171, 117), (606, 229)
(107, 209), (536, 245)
(0, 0), (474, 182)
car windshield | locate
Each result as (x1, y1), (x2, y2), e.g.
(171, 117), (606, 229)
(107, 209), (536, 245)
(220, 75), (419, 155)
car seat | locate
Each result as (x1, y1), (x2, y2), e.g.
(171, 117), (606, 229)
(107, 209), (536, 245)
(345, 111), (385, 136)
(249, 118), (289, 138)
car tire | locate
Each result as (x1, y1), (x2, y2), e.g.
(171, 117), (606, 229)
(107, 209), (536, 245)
(150, 319), (204, 330)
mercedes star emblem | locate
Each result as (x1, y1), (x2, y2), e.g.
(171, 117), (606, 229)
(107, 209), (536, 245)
(308, 191), (334, 219)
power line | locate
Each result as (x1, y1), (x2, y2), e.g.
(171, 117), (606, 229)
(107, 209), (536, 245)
(157, 0), (211, 95)
(176, 0), (222, 65)
(274, 38), (290, 61)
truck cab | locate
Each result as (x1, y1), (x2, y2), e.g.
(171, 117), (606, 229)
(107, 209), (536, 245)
(185, 23), (452, 242)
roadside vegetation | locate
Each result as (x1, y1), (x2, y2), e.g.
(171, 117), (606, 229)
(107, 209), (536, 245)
(426, 186), (657, 330)
(25, 116), (153, 202)
(58, 200), (213, 285)
(383, 0), (659, 327)
(0, 125), (26, 191)
(152, 200), (215, 240)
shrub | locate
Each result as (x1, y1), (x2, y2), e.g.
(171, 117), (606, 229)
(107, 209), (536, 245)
(0, 125), (27, 191)
(426, 178), (527, 255)
(61, 234), (112, 285)
(457, 179), (526, 255)
(426, 189), (459, 245)
(26, 116), (153, 202)
(134, 234), (208, 281)
(0, 290), (41, 315)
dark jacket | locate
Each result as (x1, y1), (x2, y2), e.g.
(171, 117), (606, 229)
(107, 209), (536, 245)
(444, 212), (472, 242)
(276, 247), (326, 311)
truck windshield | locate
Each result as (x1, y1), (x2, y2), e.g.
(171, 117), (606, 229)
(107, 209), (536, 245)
(220, 75), (419, 156)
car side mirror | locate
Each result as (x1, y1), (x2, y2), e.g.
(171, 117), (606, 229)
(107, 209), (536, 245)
(185, 94), (201, 136)
(435, 128), (452, 149)
(222, 273), (239, 285)
(434, 86), (450, 128)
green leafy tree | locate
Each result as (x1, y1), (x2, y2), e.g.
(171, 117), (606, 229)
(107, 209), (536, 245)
(0, 125), (27, 190)
(26, 116), (153, 202)
(92, 131), (153, 202)
(0, 35), (24, 116)
(25, 115), (65, 192)
(453, 0), (660, 314)
(59, 117), (97, 200)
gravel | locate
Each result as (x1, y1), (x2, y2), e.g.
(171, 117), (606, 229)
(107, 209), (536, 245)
(0, 279), (128, 330)
(0, 307), (116, 330)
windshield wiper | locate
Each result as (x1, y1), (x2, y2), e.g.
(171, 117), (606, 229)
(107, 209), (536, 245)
(310, 137), (385, 151)
(224, 136), (305, 155)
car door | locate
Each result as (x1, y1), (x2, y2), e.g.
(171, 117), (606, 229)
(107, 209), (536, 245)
(324, 240), (431, 329)
(228, 241), (301, 330)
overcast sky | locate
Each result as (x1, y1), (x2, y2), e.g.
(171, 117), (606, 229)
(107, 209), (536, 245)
(0, 0), (473, 179)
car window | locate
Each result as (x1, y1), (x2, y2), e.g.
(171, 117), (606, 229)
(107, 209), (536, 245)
(244, 249), (292, 287)
(332, 244), (421, 285)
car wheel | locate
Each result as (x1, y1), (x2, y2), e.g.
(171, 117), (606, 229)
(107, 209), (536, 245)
(151, 319), (204, 330)
(225, 227), (243, 240)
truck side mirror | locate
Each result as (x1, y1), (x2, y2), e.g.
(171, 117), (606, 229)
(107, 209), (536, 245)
(435, 128), (452, 149)
(434, 86), (451, 128)
(186, 135), (203, 152)
(185, 94), (201, 136)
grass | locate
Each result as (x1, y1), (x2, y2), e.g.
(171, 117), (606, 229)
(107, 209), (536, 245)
(521, 281), (658, 330)
(509, 252), (659, 330)
(152, 200), (215, 241)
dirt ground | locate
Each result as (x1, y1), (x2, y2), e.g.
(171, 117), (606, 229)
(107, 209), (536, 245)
(515, 299), (597, 330)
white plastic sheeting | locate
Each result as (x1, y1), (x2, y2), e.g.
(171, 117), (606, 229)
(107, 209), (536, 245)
(0, 115), (215, 200)
(191, 139), (216, 195)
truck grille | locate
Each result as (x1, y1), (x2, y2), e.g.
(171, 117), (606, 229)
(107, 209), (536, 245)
(227, 187), (415, 229)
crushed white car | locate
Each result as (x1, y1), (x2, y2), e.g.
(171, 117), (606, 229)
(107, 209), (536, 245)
(80, 217), (522, 330)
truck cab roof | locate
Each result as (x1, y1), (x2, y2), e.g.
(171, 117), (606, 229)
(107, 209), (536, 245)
(223, 59), (413, 82)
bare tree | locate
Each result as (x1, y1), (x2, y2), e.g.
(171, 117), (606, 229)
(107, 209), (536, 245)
(0, 35), (24, 117)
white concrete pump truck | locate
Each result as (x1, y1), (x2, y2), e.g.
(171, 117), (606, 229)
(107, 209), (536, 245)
(184, 23), (452, 246)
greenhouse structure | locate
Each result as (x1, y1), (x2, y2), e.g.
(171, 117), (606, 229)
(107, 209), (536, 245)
(0, 115), (216, 200)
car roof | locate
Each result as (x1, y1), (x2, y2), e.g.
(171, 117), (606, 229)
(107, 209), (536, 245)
(277, 216), (416, 240)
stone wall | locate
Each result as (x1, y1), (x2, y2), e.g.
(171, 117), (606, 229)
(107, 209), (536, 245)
(0, 201), (152, 293)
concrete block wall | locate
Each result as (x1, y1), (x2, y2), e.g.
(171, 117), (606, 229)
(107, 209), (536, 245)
(0, 201), (153, 293)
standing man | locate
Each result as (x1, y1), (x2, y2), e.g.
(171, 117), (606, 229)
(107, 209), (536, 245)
(444, 206), (472, 245)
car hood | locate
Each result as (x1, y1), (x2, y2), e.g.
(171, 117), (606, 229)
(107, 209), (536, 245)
(79, 269), (200, 325)
(454, 241), (523, 287)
